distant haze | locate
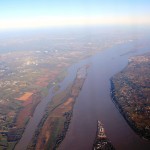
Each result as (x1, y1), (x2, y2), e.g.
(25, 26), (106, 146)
(0, 0), (150, 30)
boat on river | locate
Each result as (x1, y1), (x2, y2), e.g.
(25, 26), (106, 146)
(93, 121), (115, 150)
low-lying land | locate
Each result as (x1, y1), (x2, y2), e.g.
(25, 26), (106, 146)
(27, 65), (88, 150)
(111, 53), (150, 140)
(0, 30), (137, 149)
(0, 46), (91, 149)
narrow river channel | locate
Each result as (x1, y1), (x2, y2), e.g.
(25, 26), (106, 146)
(15, 38), (150, 150)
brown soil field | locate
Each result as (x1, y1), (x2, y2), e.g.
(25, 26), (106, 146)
(35, 98), (73, 150)
(35, 70), (59, 87)
(63, 98), (74, 106)
(16, 92), (42, 128)
(16, 92), (33, 101)
(16, 104), (32, 128)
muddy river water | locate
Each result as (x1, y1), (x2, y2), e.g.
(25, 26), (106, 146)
(15, 39), (150, 150)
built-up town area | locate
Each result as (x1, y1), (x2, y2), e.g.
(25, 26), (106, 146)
(111, 53), (150, 140)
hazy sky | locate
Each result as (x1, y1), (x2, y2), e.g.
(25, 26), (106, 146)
(0, 0), (150, 29)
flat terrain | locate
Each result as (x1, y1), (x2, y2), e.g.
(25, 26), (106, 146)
(111, 53), (150, 139)
(0, 45), (91, 149)
(0, 29), (138, 149)
(27, 66), (88, 150)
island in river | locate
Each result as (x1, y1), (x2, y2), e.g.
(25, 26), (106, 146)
(27, 65), (88, 150)
(111, 53), (150, 140)
(93, 121), (115, 150)
(0, 28), (136, 149)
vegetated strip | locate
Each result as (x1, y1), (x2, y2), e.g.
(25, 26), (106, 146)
(27, 65), (89, 150)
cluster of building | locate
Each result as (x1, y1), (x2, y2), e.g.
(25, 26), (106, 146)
(111, 54), (150, 140)
(93, 121), (115, 150)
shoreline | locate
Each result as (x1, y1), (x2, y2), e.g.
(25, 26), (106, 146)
(110, 78), (150, 140)
(93, 121), (115, 150)
(27, 65), (88, 150)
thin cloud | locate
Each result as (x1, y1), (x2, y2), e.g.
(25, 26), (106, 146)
(0, 15), (150, 29)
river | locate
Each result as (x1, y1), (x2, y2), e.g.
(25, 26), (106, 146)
(59, 40), (150, 150)
(15, 38), (150, 150)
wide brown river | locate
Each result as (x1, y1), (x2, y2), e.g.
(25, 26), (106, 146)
(15, 39), (150, 150)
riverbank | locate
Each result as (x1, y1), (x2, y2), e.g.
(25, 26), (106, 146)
(27, 65), (88, 150)
(110, 79), (140, 136)
(0, 91), (42, 150)
(110, 53), (150, 140)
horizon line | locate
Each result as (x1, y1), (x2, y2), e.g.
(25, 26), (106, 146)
(0, 16), (150, 30)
